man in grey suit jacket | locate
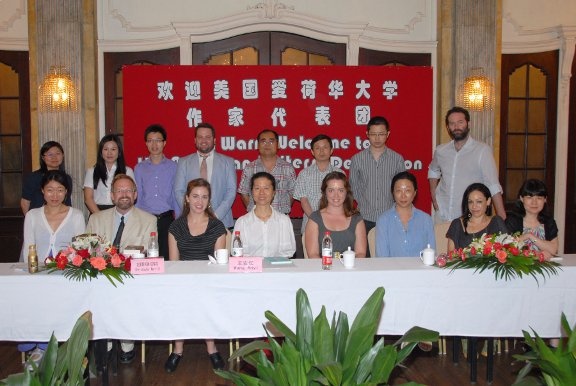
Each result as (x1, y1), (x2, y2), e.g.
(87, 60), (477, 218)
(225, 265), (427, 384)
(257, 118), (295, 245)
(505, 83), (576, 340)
(173, 122), (237, 227)
(86, 173), (157, 364)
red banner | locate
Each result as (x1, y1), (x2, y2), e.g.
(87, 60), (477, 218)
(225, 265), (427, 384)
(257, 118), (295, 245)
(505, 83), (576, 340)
(123, 65), (433, 217)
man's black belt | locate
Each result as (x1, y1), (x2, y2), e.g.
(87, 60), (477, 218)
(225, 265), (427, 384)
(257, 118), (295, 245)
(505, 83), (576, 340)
(154, 210), (174, 219)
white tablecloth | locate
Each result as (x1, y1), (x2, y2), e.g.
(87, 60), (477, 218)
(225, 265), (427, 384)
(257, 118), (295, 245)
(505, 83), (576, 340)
(1, 256), (575, 341)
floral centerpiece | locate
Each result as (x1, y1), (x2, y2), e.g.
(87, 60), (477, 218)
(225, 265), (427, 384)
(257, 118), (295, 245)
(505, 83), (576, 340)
(45, 234), (133, 287)
(438, 232), (561, 282)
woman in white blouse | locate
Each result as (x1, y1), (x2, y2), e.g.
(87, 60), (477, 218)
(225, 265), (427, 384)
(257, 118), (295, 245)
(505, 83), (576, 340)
(83, 134), (134, 213)
(22, 170), (85, 262)
(233, 172), (296, 257)
(19, 170), (85, 363)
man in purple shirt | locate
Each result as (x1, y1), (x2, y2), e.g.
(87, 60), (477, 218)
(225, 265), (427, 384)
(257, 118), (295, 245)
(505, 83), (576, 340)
(134, 124), (178, 259)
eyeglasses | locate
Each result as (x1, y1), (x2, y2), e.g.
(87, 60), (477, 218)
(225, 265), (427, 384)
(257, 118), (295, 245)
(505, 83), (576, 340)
(112, 189), (136, 194)
(146, 139), (165, 144)
(43, 152), (63, 158)
(259, 138), (276, 144)
(45, 188), (66, 195)
(368, 132), (388, 138)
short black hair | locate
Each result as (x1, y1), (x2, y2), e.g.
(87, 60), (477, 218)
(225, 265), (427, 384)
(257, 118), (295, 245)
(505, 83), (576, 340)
(367, 116), (390, 132)
(257, 129), (279, 142)
(144, 124), (167, 141)
(390, 171), (418, 193)
(39, 141), (65, 173)
(41, 170), (69, 191)
(310, 134), (333, 150)
(250, 171), (276, 191)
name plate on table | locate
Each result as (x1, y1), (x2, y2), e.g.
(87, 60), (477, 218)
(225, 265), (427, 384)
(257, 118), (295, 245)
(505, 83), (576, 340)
(228, 257), (263, 273)
(130, 258), (164, 274)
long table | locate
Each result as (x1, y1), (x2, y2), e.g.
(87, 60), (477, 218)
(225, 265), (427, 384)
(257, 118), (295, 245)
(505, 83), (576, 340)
(1, 256), (575, 342)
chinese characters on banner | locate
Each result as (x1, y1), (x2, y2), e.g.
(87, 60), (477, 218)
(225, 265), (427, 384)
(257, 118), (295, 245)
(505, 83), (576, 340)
(123, 65), (433, 217)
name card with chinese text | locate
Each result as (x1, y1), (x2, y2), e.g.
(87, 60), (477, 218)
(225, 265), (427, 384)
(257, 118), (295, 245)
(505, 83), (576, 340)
(228, 257), (263, 273)
(130, 258), (164, 274)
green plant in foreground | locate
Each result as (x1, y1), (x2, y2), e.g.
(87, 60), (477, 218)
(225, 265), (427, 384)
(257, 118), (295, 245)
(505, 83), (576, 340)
(1, 311), (92, 386)
(513, 313), (576, 386)
(216, 287), (439, 385)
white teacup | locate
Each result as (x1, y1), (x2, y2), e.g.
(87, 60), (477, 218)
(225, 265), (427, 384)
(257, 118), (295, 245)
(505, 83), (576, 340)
(214, 249), (229, 264)
(419, 244), (435, 266)
(342, 247), (356, 269)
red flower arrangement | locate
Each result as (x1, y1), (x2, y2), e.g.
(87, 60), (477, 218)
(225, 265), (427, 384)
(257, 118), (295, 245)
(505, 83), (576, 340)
(45, 234), (133, 287)
(439, 232), (561, 282)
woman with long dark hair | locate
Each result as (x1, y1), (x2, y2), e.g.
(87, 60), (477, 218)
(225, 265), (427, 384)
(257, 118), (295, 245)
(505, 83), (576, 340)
(447, 182), (508, 251)
(83, 134), (134, 213)
(21, 141), (73, 214)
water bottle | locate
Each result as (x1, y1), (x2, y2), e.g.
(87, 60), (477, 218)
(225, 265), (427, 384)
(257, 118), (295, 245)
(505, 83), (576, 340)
(232, 231), (243, 257)
(147, 232), (159, 257)
(321, 231), (333, 270)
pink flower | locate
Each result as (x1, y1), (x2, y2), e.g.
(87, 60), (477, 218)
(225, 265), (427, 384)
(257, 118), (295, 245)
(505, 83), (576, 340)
(72, 254), (84, 267)
(89, 256), (107, 271)
(496, 250), (508, 263)
(110, 254), (122, 268)
(436, 255), (447, 267)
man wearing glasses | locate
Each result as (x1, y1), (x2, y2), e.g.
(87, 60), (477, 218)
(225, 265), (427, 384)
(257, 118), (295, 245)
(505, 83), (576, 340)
(86, 173), (156, 364)
(134, 124), (178, 260)
(350, 116), (405, 255)
(238, 129), (296, 215)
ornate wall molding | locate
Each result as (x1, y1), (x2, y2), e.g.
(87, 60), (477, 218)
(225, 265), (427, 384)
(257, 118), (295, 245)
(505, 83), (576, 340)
(171, 9), (366, 44)
(0, 37), (28, 50)
(106, 0), (173, 33)
(246, 0), (295, 19)
(98, 35), (182, 52)
(0, 0), (26, 31)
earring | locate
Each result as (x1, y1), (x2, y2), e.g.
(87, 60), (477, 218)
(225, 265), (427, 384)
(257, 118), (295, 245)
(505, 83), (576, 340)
(467, 213), (471, 218)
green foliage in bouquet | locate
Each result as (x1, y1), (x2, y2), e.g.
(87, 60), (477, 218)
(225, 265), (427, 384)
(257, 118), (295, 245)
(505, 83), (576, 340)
(215, 287), (439, 386)
(443, 232), (561, 282)
(45, 234), (133, 287)
(0, 311), (92, 386)
(513, 313), (576, 386)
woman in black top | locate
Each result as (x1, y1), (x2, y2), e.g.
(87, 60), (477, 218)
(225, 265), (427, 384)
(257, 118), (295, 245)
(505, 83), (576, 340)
(165, 178), (226, 373)
(21, 141), (72, 214)
(447, 183), (508, 251)
(505, 179), (558, 260)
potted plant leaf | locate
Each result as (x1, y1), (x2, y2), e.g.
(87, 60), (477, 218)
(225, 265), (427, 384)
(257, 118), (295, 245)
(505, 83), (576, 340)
(1, 311), (92, 386)
(512, 313), (576, 386)
(216, 287), (439, 385)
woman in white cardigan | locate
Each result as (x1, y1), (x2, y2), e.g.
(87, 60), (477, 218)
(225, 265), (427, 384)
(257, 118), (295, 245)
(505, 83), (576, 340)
(19, 170), (85, 366)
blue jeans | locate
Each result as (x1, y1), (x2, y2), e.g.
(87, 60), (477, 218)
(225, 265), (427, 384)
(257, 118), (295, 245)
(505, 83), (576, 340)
(18, 342), (48, 352)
